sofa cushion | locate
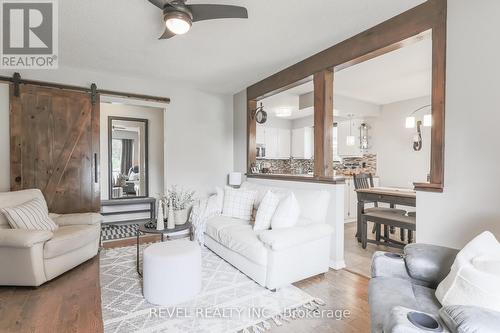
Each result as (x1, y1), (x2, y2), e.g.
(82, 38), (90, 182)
(405, 243), (459, 287)
(254, 191), (280, 231)
(436, 231), (500, 312)
(439, 305), (500, 333)
(240, 182), (330, 225)
(2, 198), (58, 232)
(369, 277), (441, 333)
(50, 212), (102, 226)
(222, 187), (257, 221)
(206, 216), (267, 266)
(44, 224), (100, 259)
(271, 193), (300, 229)
(0, 189), (46, 229)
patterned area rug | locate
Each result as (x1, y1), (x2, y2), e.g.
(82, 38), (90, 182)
(101, 224), (139, 242)
(100, 243), (322, 333)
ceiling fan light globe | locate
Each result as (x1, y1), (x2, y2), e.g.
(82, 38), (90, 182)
(165, 12), (192, 35)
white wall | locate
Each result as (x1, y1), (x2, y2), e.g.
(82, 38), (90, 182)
(233, 90), (247, 175)
(0, 66), (234, 197)
(417, 0), (500, 248)
(100, 103), (164, 200)
(371, 96), (431, 188)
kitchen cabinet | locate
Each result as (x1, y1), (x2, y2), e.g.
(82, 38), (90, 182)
(257, 126), (291, 159)
(277, 129), (291, 159)
(337, 119), (367, 157)
(256, 125), (265, 145)
(344, 177), (379, 222)
(291, 127), (314, 159)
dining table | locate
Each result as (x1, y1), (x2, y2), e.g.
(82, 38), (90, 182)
(355, 187), (416, 242)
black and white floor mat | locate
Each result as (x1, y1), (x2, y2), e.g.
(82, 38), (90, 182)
(101, 224), (139, 242)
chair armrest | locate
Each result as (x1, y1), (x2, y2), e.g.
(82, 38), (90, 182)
(404, 243), (459, 287)
(259, 224), (333, 251)
(51, 213), (103, 226)
(371, 251), (411, 280)
(440, 306), (500, 333)
(384, 306), (450, 333)
(0, 229), (53, 248)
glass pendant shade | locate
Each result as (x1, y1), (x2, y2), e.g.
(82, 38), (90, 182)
(405, 116), (416, 128)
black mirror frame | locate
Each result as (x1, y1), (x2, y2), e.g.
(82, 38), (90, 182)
(108, 116), (149, 200)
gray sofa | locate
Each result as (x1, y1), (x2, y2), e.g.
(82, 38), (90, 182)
(369, 243), (500, 333)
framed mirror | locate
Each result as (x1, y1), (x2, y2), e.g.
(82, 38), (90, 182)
(108, 117), (149, 199)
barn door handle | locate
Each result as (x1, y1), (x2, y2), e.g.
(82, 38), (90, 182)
(94, 153), (98, 183)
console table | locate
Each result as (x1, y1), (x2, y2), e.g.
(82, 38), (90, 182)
(101, 197), (156, 224)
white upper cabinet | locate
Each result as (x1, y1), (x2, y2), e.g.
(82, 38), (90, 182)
(277, 129), (291, 159)
(258, 126), (291, 159)
(256, 125), (265, 145)
(291, 127), (314, 159)
(264, 127), (279, 158)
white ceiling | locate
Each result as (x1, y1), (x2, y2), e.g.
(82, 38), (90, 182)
(59, 0), (426, 94)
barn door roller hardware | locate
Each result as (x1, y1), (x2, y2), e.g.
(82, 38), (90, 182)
(90, 83), (97, 105)
(12, 72), (21, 97)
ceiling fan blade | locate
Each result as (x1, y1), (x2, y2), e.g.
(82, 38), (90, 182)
(188, 4), (248, 22)
(147, 0), (173, 9)
(159, 28), (176, 39)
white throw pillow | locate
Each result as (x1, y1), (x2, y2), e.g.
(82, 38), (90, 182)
(2, 197), (58, 232)
(253, 191), (280, 231)
(271, 193), (301, 229)
(222, 187), (257, 221)
(215, 187), (224, 213)
(435, 231), (500, 312)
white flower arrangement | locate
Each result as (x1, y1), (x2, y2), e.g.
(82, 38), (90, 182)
(163, 185), (195, 211)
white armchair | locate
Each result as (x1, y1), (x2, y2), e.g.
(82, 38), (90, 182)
(0, 189), (102, 286)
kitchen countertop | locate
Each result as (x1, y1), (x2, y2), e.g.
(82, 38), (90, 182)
(247, 173), (346, 184)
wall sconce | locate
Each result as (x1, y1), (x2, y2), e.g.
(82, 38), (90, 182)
(251, 102), (267, 124)
(360, 123), (369, 150)
(405, 105), (431, 151)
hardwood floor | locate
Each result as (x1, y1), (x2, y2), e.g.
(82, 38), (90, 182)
(344, 221), (402, 277)
(0, 256), (103, 333)
(0, 235), (372, 333)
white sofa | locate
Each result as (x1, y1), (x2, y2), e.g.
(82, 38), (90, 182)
(204, 182), (333, 290)
(0, 189), (102, 286)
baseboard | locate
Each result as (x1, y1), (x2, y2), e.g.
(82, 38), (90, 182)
(329, 259), (346, 270)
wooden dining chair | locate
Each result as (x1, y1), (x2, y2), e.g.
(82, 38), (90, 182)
(353, 173), (407, 242)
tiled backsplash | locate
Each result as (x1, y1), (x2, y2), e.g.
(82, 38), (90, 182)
(256, 154), (377, 176)
(334, 154), (377, 176)
(256, 159), (313, 175)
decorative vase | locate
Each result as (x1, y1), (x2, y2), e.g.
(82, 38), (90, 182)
(156, 201), (164, 231)
(167, 198), (175, 230)
(174, 209), (189, 225)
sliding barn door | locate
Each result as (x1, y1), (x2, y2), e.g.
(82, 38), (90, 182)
(10, 84), (100, 213)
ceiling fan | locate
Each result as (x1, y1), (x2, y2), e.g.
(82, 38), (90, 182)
(147, 0), (248, 39)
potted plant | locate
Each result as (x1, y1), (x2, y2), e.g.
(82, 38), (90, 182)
(165, 186), (195, 225)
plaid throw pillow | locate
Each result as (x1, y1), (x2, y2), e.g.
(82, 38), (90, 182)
(2, 198), (58, 232)
(222, 187), (257, 221)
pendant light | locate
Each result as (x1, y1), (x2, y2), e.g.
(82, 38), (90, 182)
(346, 115), (356, 146)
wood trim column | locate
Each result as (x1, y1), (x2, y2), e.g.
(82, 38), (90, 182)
(414, 0), (447, 192)
(247, 99), (257, 173)
(313, 69), (334, 178)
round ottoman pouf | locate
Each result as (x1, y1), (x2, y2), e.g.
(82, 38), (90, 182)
(143, 240), (201, 306)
